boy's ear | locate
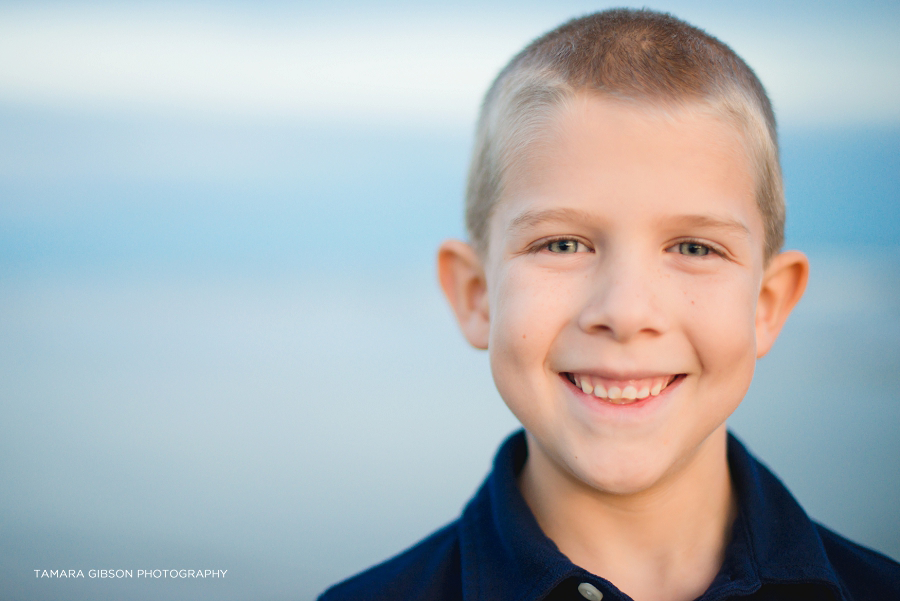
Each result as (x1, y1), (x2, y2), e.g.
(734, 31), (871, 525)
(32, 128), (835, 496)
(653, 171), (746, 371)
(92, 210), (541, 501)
(437, 239), (490, 350)
(755, 250), (809, 358)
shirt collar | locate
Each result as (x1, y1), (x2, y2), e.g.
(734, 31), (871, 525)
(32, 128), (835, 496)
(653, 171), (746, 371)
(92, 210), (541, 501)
(457, 430), (848, 601)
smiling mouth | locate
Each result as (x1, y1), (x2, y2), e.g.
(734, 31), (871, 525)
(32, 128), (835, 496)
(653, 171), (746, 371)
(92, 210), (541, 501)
(564, 372), (682, 405)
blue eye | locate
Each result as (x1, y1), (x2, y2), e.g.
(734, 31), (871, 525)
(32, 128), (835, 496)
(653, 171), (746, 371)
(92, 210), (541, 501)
(674, 241), (711, 256)
(547, 239), (584, 253)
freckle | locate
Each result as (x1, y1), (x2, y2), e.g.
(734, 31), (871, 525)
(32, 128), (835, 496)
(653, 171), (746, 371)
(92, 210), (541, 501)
(522, 334), (527, 339)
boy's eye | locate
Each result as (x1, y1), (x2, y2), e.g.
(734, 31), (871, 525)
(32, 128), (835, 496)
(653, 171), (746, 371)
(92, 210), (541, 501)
(670, 241), (712, 256)
(546, 239), (587, 253)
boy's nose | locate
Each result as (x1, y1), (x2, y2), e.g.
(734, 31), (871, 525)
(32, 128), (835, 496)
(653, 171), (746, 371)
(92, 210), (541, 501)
(577, 257), (668, 342)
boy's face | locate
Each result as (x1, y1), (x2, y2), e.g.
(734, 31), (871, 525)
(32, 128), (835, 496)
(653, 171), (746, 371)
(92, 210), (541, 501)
(479, 95), (773, 494)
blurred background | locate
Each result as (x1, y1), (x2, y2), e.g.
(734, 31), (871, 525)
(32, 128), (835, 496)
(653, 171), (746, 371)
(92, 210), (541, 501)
(0, 1), (897, 599)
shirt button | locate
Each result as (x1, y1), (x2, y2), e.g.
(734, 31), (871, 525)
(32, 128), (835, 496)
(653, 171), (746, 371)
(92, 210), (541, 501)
(577, 582), (603, 601)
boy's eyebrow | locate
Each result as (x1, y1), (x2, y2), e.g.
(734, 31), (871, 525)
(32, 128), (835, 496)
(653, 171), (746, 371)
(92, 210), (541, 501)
(508, 208), (752, 237)
(665, 214), (752, 237)
(507, 208), (597, 233)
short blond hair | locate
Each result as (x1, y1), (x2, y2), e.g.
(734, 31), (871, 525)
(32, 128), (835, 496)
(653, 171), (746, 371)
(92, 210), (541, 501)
(466, 8), (784, 261)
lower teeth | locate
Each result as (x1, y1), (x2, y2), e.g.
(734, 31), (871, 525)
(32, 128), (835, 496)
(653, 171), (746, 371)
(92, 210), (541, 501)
(608, 397), (638, 404)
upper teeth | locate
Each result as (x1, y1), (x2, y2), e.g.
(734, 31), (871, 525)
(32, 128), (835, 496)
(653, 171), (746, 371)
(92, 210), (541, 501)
(573, 373), (674, 403)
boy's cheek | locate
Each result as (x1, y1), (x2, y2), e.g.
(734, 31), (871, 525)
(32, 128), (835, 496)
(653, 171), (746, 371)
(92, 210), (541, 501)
(488, 266), (565, 340)
(487, 273), (568, 384)
(680, 271), (759, 327)
(689, 289), (759, 394)
(488, 292), (552, 368)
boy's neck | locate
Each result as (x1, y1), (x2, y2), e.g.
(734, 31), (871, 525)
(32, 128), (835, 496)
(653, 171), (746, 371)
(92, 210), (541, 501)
(518, 426), (736, 601)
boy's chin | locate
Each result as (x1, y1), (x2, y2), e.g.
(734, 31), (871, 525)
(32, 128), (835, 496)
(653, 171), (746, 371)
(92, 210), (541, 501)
(527, 435), (662, 497)
(549, 432), (725, 498)
(571, 454), (676, 497)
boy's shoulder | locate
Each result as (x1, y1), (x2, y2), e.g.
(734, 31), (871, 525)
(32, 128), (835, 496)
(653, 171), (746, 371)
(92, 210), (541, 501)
(317, 430), (556, 601)
(726, 434), (900, 599)
(319, 431), (900, 601)
(814, 522), (900, 599)
(317, 519), (462, 601)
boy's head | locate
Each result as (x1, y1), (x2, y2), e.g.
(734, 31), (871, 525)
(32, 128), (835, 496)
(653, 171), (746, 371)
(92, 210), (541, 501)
(438, 9), (808, 496)
(466, 8), (784, 263)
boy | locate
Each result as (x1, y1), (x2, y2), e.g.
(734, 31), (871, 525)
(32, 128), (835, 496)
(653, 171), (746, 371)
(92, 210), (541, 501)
(320, 9), (900, 601)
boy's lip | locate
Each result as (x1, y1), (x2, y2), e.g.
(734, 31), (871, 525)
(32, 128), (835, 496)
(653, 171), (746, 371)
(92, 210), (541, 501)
(561, 371), (683, 404)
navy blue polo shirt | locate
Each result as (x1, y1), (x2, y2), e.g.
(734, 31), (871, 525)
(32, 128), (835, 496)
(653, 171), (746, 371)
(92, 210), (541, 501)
(319, 431), (900, 601)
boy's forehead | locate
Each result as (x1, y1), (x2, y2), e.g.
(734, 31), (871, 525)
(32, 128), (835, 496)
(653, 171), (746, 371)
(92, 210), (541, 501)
(488, 94), (764, 250)
(533, 94), (751, 164)
(504, 97), (745, 183)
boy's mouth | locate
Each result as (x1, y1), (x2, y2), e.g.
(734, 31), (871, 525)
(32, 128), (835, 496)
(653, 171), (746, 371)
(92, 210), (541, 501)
(564, 372), (681, 405)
